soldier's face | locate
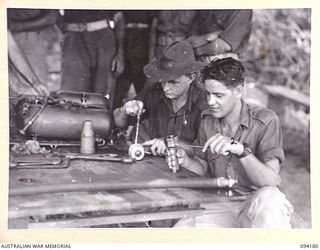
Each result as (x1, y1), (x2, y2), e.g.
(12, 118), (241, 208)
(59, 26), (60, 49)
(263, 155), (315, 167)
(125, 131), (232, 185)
(161, 74), (193, 100)
(204, 79), (239, 119)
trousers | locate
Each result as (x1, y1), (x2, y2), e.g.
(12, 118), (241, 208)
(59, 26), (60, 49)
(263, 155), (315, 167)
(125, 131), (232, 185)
(174, 187), (294, 228)
(61, 28), (116, 108)
(114, 28), (150, 108)
(12, 30), (48, 87)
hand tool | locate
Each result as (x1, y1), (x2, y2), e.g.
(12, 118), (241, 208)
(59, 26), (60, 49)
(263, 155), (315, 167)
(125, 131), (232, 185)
(64, 153), (134, 164)
(9, 155), (70, 169)
(176, 143), (230, 155)
(128, 112), (145, 161)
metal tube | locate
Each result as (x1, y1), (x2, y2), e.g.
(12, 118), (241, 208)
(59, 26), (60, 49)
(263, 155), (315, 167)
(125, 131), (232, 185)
(177, 144), (203, 149)
(134, 113), (141, 144)
(65, 153), (134, 163)
(176, 144), (228, 155)
(9, 158), (70, 169)
(10, 177), (237, 197)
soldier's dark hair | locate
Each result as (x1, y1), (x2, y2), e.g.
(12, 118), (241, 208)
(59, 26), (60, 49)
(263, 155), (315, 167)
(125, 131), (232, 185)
(201, 57), (245, 87)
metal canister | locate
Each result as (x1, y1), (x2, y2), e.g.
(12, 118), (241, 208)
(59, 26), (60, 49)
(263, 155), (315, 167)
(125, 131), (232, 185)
(80, 120), (95, 154)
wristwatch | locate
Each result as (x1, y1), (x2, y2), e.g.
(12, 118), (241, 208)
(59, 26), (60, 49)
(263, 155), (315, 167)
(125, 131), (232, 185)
(237, 143), (252, 159)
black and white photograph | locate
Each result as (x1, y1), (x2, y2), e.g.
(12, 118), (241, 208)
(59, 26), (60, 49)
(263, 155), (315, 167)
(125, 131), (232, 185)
(3, 3), (313, 239)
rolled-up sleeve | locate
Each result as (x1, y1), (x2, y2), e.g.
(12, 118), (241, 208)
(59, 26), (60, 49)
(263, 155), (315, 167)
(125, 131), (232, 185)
(256, 115), (285, 164)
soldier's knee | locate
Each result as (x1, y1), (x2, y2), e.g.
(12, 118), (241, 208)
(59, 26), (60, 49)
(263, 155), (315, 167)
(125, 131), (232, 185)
(240, 187), (294, 228)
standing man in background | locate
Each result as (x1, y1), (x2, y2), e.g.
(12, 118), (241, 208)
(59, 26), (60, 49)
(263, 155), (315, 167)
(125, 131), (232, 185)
(149, 10), (196, 60)
(113, 41), (208, 155)
(172, 57), (293, 228)
(8, 9), (60, 94)
(187, 10), (252, 62)
(114, 11), (157, 108)
(61, 10), (125, 110)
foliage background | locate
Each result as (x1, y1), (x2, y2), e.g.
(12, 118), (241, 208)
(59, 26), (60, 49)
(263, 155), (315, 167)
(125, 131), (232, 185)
(243, 9), (311, 228)
(9, 8), (313, 228)
(244, 9), (311, 95)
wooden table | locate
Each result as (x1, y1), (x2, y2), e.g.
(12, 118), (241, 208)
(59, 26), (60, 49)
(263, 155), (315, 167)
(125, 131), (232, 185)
(8, 151), (247, 229)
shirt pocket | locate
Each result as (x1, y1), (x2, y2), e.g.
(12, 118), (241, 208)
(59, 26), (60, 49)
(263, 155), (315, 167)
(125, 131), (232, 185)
(206, 152), (220, 177)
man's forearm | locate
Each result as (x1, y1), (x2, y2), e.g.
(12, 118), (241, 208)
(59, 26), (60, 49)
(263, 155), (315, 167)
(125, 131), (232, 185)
(195, 38), (232, 56)
(240, 155), (281, 187)
(113, 107), (129, 128)
(181, 154), (207, 176)
(113, 12), (125, 55)
(187, 31), (221, 48)
(148, 17), (158, 61)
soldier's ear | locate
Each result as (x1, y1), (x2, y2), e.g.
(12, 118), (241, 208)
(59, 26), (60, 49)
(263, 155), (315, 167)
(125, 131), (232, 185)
(233, 85), (244, 98)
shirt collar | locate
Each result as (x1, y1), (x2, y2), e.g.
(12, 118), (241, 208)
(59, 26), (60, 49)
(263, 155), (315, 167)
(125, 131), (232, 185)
(201, 99), (250, 128)
(239, 99), (250, 128)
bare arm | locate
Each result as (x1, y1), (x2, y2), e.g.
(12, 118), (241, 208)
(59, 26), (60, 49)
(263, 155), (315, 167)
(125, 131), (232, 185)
(186, 31), (221, 48)
(113, 12), (125, 54)
(203, 134), (281, 187)
(239, 156), (281, 187)
(142, 136), (194, 157)
(194, 38), (232, 57)
(148, 17), (158, 61)
(186, 30), (232, 56)
(113, 107), (129, 129)
(111, 12), (125, 75)
(113, 100), (144, 128)
(178, 149), (208, 176)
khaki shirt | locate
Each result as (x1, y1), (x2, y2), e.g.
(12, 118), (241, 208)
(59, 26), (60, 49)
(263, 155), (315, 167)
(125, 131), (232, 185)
(193, 100), (285, 188)
(131, 81), (208, 143)
(157, 10), (196, 35)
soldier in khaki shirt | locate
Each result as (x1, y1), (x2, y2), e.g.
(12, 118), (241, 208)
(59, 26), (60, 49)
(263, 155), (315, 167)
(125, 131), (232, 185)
(113, 41), (208, 155)
(172, 58), (293, 228)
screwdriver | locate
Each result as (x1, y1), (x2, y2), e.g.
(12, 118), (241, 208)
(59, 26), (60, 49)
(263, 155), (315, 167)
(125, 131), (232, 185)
(176, 144), (229, 155)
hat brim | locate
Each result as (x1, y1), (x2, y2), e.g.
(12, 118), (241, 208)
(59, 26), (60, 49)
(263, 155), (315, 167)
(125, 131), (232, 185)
(144, 61), (207, 83)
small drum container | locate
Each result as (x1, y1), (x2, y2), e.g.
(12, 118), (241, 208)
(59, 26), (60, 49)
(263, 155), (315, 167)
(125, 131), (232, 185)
(128, 144), (145, 161)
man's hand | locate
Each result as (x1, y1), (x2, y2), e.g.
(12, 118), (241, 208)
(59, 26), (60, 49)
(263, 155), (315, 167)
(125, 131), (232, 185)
(122, 100), (145, 116)
(187, 31), (220, 48)
(176, 148), (187, 165)
(142, 138), (166, 156)
(194, 38), (231, 57)
(202, 133), (244, 156)
(111, 52), (124, 76)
